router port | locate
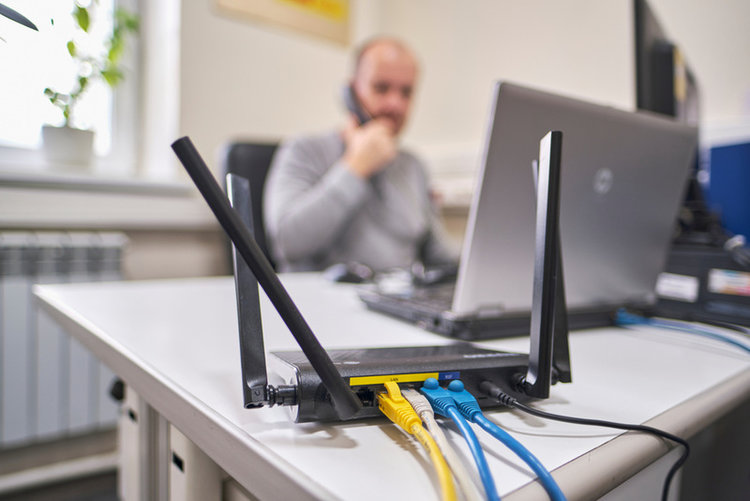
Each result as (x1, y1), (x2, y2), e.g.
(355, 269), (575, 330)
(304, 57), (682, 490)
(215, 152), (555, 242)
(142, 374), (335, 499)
(355, 387), (376, 407)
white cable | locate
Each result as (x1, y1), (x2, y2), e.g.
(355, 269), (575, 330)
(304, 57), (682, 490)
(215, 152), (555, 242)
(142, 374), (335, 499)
(402, 388), (484, 501)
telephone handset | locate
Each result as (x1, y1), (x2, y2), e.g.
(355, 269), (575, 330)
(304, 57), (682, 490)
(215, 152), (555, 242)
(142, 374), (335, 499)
(342, 84), (371, 125)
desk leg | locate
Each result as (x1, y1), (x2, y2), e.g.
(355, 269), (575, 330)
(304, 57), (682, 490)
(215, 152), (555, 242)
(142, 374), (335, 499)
(169, 425), (223, 501)
(118, 386), (170, 501)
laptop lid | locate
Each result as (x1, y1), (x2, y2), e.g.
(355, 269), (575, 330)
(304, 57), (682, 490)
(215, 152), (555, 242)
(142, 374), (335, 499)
(452, 81), (697, 317)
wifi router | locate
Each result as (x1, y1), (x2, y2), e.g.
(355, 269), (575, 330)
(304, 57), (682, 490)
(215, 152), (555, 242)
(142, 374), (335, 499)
(272, 345), (539, 422)
(171, 130), (571, 422)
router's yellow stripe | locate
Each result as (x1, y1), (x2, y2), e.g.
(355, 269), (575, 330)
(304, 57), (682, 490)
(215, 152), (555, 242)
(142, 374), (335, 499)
(350, 372), (439, 386)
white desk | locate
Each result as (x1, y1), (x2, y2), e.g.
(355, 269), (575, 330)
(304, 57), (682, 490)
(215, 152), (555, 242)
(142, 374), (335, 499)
(34, 275), (750, 500)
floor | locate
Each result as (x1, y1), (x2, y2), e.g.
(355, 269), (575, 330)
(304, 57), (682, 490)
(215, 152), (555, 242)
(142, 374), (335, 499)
(0, 429), (117, 501)
(0, 471), (117, 501)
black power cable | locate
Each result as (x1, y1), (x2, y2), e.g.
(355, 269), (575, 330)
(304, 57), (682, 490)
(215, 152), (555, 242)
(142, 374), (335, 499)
(479, 381), (689, 501)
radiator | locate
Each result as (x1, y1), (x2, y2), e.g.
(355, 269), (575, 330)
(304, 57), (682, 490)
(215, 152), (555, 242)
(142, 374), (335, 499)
(0, 231), (127, 448)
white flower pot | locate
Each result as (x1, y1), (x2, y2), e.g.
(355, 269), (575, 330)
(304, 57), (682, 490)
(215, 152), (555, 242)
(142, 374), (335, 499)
(41, 125), (95, 168)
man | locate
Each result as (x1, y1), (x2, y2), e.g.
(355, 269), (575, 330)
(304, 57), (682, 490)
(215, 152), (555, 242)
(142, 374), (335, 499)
(263, 38), (457, 273)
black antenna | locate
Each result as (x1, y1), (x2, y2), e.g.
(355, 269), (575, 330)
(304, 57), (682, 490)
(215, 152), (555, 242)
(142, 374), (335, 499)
(523, 130), (570, 398)
(0, 4), (38, 31)
(172, 137), (362, 419)
(226, 174), (296, 408)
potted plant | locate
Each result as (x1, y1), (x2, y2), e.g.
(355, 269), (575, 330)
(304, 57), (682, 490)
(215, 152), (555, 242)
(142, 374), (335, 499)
(42, 1), (138, 167)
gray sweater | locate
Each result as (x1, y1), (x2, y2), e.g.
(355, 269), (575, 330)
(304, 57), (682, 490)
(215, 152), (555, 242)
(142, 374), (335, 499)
(263, 131), (457, 272)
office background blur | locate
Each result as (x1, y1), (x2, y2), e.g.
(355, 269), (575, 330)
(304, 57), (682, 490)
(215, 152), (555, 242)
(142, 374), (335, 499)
(2, 0), (749, 280)
(0, 0), (749, 498)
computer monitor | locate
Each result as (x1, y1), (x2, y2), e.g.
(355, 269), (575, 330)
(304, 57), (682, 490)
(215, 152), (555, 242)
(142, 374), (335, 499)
(634, 0), (710, 238)
(634, 0), (700, 126)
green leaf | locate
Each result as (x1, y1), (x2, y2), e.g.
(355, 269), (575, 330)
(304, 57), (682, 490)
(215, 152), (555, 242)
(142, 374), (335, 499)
(74, 6), (90, 32)
(101, 68), (123, 87)
(115, 8), (140, 32)
(108, 37), (123, 63)
(66, 40), (76, 57)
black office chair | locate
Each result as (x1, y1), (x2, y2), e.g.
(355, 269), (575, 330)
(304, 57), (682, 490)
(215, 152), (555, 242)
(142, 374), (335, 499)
(221, 141), (279, 270)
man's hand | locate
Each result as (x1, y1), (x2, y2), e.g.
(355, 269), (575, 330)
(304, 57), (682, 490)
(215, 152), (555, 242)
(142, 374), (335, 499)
(343, 117), (397, 178)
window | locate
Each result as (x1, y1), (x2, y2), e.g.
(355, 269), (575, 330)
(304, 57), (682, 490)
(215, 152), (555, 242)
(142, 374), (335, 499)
(0, 0), (139, 175)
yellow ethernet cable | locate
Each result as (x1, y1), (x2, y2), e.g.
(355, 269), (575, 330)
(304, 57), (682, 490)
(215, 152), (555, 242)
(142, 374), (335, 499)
(378, 382), (457, 501)
(402, 388), (484, 501)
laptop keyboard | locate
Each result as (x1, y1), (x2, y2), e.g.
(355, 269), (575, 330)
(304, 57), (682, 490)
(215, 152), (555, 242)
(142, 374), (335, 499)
(393, 283), (455, 312)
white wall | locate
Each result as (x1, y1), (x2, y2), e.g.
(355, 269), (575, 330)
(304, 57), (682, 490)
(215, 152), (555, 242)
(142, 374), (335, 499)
(179, 1), (351, 169)
(377, 0), (635, 173)
(178, 0), (750, 177)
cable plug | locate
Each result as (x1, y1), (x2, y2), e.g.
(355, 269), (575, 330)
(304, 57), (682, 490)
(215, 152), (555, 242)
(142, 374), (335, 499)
(614, 308), (649, 326)
(423, 379), (501, 501)
(420, 378), (458, 417)
(444, 380), (483, 421)
(378, 382), (421, 433)
(479, 381), (519, 408)
(402, 388), (434, 421)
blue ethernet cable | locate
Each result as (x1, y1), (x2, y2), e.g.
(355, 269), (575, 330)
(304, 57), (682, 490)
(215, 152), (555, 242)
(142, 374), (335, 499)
(444, 380), (566, 501)
(615, 310), (750, 354)
(421, 378), (501, 501)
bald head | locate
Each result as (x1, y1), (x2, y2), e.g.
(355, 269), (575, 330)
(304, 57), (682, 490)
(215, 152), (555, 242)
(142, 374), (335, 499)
(353, 38), (417, 76)
(350, 38), (419, 135)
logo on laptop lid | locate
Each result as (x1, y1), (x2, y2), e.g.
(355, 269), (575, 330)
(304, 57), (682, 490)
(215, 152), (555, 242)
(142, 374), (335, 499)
(594, 167), (614, 195)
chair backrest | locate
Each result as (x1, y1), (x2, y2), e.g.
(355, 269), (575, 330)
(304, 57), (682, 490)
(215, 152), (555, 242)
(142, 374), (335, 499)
(221, 141), (279, 269)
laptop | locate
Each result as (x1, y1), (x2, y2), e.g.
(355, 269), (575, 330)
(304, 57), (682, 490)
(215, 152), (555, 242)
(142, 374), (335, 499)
(358, 81), (698, 340)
